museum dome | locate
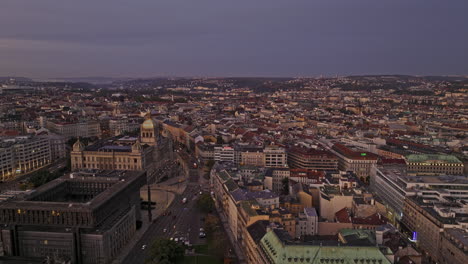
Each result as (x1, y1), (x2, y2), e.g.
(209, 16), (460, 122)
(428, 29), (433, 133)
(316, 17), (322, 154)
(72, 138), (85, 152)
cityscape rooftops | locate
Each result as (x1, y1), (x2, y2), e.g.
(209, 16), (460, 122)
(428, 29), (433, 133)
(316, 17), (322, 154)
(406, 154), (463, 164)
(0, 170), (146, 211)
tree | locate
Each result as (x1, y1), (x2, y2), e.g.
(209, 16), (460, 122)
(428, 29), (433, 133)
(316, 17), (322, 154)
(197, 193), (214, 213)
(146, 238), (184, 264)
(281, 178), (289, 195)
(206, 160), (215, 170)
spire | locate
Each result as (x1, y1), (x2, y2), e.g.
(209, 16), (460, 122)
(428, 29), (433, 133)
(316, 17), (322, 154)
(132, 139), (143, 152)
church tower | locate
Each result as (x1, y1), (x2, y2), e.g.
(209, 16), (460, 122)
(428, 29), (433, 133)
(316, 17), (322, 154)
(140, 113), (158, 146)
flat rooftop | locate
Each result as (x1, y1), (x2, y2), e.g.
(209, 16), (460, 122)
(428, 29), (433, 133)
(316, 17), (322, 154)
(0, 170), (146, 211)
(406, 154), (463, 164)
(377, 165), (468, 189)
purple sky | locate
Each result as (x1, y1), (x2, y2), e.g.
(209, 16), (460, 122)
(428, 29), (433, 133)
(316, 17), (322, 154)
(1, 0), (467, 78)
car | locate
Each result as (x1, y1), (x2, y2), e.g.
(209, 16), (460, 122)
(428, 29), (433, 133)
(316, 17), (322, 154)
(169, 237), (174, 241)
(163, 228), (167, 233)
(174, 238), (178, 242)
(199, 191), (203, 195)
(141, 245), (147, 250)
(199, 228), (204, 232)
(199, 232), (206, 238)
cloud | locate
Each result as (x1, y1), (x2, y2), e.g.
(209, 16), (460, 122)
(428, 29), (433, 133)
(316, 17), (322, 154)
(0, 0), (467, 77)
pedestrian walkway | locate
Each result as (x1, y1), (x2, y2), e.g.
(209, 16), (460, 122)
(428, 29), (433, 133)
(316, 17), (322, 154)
(215, 205), (246, 264)
(112, 188), (175, 264)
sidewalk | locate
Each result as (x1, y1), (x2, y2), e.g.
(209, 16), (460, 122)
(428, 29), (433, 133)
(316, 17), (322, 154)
(111, 188), (175, 264)
(215, 205), (246, 264)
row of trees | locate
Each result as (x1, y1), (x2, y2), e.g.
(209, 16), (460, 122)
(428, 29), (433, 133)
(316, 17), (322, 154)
(19, 169), (66, 190)
(146, 238), (184, 264)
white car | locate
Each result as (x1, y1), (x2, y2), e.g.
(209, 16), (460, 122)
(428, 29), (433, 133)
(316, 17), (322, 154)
(199, 228), (204, 232)
(163, 228), (167, 233)
(141, 245), (147, 250)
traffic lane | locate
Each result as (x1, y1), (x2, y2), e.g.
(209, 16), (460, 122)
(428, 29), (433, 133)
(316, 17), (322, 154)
(123, 185), (200, 263)
(124, 208), (185, 263)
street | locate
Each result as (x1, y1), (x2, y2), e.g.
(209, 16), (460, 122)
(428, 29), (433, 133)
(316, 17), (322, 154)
(122, 182), (205, 264)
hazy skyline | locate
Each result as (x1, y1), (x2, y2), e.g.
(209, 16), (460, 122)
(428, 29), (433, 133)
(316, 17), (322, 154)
(1, 0), (467, 78)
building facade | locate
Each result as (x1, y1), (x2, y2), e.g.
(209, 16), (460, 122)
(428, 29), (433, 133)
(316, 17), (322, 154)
(287, 147), (338, 171)
(264, 146), (287, 168)
(0, 170), (146, 264)
(406, 154), (464, 175)
(331, 143), (378, 178)
(0, 136), (51, 181)
(46, 120), (101, 139)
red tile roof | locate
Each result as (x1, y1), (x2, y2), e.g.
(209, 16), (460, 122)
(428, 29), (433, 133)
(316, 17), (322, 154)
(335, 208), (352, 223)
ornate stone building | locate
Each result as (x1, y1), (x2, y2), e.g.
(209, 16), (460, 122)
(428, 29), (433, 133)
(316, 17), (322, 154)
(71, 114), (174, 183)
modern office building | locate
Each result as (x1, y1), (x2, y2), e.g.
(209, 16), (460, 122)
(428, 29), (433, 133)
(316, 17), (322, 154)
(46, 120), (101, 139)
(439, 228), (468, 264)
(0, 136), (51, 181)
(0, 170), (146, 264)
(371, 165), (468, 225)
(264, 145), (287, 168)
(108, 117), (141, 136)
(287, 147), (338, 171)
(214, 145), (235, 162)
(402, 196), (467, 264)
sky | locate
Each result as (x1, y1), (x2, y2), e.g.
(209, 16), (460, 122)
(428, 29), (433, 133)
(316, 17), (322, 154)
(1, 0), (467, 78)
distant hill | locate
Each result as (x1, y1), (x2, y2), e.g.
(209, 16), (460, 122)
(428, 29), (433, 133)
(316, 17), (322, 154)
(34, 77), (134, 84)
(345, 74), (468, 81)
(0, 77), (34, 82)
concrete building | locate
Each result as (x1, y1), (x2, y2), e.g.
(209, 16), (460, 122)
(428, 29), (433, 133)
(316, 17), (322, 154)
(402, 196), (467, 263)
(264, 145), (287, 168)
(331, 143), (378, 178)
(439, 228), (468, 264)
(195, 143), (215, 162)
(0, 170), (146, 264)
(241, 149), (265, 167)
(214, 146), (235, 162)
(46, 120), (101, 139)
(287, 147), (338, 171)
(108, 117), (141, 136)
(36, 131), (67, 160)
(295, 208), (318, 238)
(0, 136), (51, 181)
(371, 165), (468, 225)
(319, 186), (354, 221)
(266, 168), (290, 194)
